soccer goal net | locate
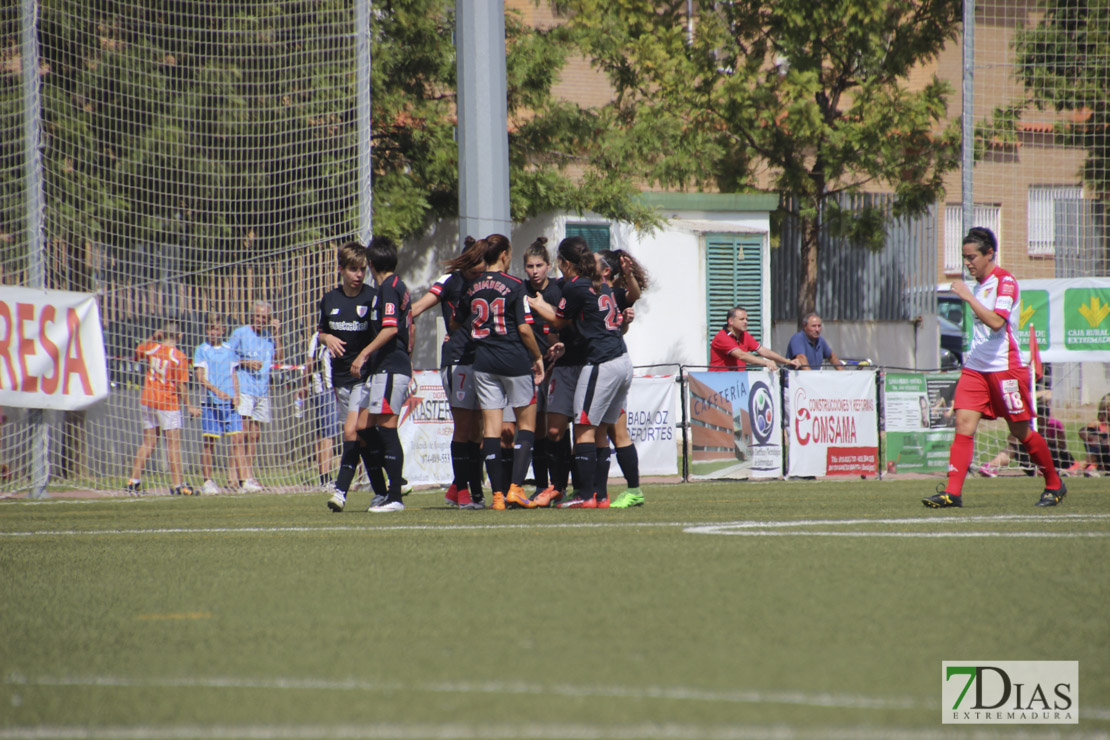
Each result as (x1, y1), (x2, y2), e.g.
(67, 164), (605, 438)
(1, 0), (367, 495)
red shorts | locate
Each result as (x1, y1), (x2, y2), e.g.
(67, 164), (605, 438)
(953, 367), (1034, 422)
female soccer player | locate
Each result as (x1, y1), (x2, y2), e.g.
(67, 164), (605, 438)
(412, 237), (487, 509)
(452, 235), (545, 511)
(595, 249), (648, 508)
(923, 227), (1065, 508)
(529, 236), (633, 508)
(523, 237), (563, 497)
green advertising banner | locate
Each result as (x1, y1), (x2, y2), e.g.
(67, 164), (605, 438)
(1017, 289), (1050, 351)
(947, 279), (1110, 362)
(1064, 288), (1110, 352)
(882, 372), (958, 474)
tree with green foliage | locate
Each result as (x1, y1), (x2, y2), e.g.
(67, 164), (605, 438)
(978, 0), (1109, 199)
(3, 0), (657, 289)
(554, 0), (962, 322)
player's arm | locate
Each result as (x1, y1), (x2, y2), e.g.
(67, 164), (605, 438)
(411, 290), (440, 319)
(828, 349), (846, 370)
(950, 280), (1007, 331)
(269, 317), (283, 364)
(179, 365), (200, 418)
(518, 322), (545, 386)
(619, 255), (641, 305)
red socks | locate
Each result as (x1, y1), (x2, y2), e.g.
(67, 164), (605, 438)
(946, 433), (975, 495)
(1020, 430), (1063, 489)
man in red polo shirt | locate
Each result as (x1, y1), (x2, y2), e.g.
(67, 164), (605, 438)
(709, 306), (798, 371)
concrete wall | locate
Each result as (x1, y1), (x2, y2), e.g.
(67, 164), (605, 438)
(771, 317), (942, 370)
(400, 207), (773, 370)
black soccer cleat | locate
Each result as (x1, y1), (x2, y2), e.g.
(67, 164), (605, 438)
(1035, 483), (1066, 507)
(922, 490), (962, 508)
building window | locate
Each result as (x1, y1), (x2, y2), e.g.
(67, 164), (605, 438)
(1028, 185), (1082, 256)
(945, 204), (1001, 274)
(705, 234), (764, 362)
(565, 223), (610, 252)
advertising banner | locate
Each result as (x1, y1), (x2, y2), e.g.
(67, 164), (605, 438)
(0, 287), (109, 410)
(399, 371), (679, 485)
(619, 374), (679, 477)
(883, 371), (959, 474)
(686, 370), (783, 479)
(955, 278), (1110, 362)
(786, 370), (878, 477)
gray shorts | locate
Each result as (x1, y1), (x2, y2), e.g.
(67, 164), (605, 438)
(475, 371), (536, 410)
(575, 353), (633, 426)
(334, 383), (370, 419)
(368, 372), (411, 416)
(441, 364), (479, 411)
(546, 365), (582, 418)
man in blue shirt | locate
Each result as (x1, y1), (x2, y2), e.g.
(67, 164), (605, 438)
(229, 300), (283, 491)
(787, 313), (844, 370)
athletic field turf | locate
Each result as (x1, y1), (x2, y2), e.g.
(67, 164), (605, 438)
(2, 478), (1108, 739)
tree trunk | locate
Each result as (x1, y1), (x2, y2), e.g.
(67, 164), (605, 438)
(796, 211), (820, 326)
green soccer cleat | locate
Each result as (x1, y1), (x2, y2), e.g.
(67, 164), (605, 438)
(610, 488), (645, 508)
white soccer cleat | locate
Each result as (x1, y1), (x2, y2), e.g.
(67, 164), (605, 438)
(241, 478), (263, 493)
(368, 500), (404, 513)
(200, 479), (221, 495)
(327, 491), (347, 512)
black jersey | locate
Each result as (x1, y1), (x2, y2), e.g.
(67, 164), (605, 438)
(371, 274), (413, 375)
(316, 284), (377, 387)
(556, 276), (626, 365)
(455, 270), (534, 377)
(525, 278), (562, 356)
(552, 277), (588, 367)
(428, 272), (477, 368)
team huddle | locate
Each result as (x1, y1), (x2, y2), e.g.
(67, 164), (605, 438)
(320, 234), (649, 512)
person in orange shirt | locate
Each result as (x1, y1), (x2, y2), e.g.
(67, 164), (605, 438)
(126, 322), (200, 496)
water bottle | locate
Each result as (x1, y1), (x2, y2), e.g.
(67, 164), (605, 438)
(293, 397), (304, 419)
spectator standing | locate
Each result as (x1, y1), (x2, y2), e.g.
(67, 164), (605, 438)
(298, 331), (341, 491)
(787, 313), (845, 370)
(194, 313), (246, 494)
(126, 322), (200, 496)
(229, 300), (282, 492)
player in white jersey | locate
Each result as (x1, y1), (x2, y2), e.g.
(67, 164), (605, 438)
(923, 227), (1065, 509)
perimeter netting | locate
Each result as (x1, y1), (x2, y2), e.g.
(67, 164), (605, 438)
(1, 0), (361, 493)
(964, 0), (1110, 478)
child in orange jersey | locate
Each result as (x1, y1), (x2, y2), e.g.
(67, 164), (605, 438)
(126, 322), (201, 496)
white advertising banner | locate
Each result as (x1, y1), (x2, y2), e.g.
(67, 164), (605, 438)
(618, 374), (679, 477)
(0, 287), (109, 410)
(398, 371), (679, 485)
(397, 370), (454, 486)
(786, 370), (879, 477)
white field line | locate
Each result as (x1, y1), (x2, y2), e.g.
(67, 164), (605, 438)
(1, 514), (1109, 539)
(1, 723), (1109, 740)
(684, 514), (1110, 537)
(8, 674), (1110, 722)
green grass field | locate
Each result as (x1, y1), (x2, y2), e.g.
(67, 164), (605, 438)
(2, 478), (1108, 740)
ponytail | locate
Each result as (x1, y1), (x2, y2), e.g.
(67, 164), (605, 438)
(557, 236), (602, 291)
(443, 235), (484, 274)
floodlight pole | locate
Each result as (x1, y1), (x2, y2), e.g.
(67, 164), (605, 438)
(456, 0), (511, 244)
(961, 0), (974, 241)
(357, 0), (372, 244)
